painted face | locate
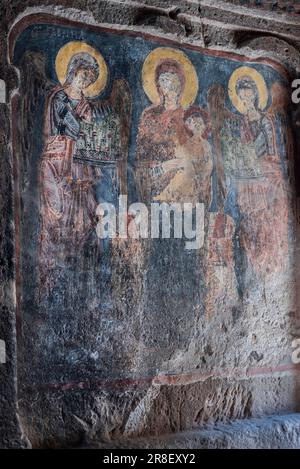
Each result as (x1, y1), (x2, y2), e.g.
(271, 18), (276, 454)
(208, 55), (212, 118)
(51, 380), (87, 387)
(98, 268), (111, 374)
(238, 87), (256, 110)
(158, 72), (182, 101)
(73, 67), (97, 91)
(186, 115), (205, 135)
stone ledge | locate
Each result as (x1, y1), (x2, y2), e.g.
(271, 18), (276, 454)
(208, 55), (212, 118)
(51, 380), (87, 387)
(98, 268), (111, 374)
(85, 413), (300, 449)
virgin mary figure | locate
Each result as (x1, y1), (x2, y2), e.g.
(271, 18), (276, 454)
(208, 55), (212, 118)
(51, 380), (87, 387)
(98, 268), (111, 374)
(134, 48), (206, 370)
(135, 47), (199, 204)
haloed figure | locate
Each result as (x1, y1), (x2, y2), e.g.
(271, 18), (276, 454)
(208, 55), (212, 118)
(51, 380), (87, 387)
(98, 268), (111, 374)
(136, 59), (191, 203)
(39, 52), (102, 284)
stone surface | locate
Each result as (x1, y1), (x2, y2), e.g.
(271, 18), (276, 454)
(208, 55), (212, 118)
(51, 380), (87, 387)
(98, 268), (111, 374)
(0, 100), (25, 448)
(0, 0), (300, 449)
(83, 413), (300, 449)
(224, 1), (300, 16)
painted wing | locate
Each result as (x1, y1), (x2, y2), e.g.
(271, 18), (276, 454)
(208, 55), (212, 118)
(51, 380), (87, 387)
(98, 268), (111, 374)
(106, 78), (132, 194)
(109, 78), (132, 159)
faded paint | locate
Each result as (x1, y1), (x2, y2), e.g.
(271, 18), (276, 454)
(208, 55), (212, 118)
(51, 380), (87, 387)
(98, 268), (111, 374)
(10, 20), (294, 386)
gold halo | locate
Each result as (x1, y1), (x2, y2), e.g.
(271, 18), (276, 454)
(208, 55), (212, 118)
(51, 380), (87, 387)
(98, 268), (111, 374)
(228, 66), (268, 114)
(142, 47), (198, 108)
(55, 41), (108, 98)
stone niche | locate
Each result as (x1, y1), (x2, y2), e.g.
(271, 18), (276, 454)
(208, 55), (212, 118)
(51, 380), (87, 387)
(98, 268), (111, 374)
(7, 11), (300, 448)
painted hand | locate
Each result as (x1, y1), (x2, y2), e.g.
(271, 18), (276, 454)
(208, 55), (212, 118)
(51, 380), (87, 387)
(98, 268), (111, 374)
(162, 159), (184, 172)
(77, 102), (92, 122)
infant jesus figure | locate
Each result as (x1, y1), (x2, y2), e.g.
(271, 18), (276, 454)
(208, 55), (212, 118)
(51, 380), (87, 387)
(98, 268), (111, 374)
(154, 107), (213, 208)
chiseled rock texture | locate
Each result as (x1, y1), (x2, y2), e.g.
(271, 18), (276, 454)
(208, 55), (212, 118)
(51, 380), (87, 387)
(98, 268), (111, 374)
(223, 1), (300, 16)
(1, 0), (300, 449)
(84, 413), (300, 449)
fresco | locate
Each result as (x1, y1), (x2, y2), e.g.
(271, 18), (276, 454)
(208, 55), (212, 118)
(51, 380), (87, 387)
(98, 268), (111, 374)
(11, 20), (293, 386)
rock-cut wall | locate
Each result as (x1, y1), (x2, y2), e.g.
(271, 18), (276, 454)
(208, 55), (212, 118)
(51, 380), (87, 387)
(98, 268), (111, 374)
(1, 0), (300, 449)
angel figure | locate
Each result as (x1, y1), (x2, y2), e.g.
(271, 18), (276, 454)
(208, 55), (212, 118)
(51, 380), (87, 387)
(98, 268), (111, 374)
(227, 66), (290, 275)
(39, 42), (131, 287)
